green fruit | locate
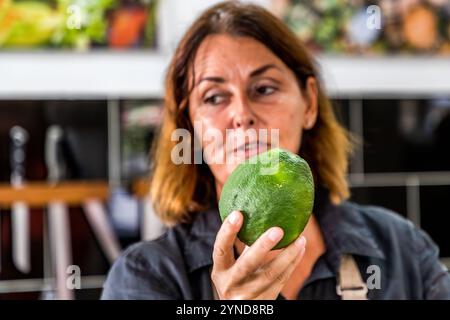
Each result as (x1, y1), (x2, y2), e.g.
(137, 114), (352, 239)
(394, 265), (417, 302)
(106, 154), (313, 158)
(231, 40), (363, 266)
(219, 148), (314, 250)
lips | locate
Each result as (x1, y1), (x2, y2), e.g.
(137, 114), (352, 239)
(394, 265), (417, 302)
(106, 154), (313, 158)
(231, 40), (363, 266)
(232, 141), (271, 160)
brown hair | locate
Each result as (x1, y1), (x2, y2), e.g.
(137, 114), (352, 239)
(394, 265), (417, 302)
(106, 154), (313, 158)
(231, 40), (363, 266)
(150, 1), (354, 225)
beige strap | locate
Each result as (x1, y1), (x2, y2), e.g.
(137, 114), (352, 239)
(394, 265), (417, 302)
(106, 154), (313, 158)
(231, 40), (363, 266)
(336, 254), (368, 300)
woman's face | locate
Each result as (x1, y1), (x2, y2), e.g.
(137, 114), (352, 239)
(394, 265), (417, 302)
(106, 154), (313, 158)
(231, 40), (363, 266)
(188, 34), (318, 194)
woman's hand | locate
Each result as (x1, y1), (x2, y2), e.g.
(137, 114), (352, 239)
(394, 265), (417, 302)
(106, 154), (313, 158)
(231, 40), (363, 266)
(211, 210), (306, 300)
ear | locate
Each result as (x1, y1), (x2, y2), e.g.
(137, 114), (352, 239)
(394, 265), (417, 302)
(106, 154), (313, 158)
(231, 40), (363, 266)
(302, 77), (319, 130)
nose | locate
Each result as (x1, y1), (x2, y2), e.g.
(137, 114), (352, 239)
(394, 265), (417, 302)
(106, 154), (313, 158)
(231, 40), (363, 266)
(232, 98), (256, 129)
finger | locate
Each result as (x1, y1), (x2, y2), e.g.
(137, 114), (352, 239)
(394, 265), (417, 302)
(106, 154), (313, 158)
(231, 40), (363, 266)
(232, 227), (284, 281)
(212, 211), (243, 271)
(235, 245), (252, 262)
(235, 241), (250, 258)
(255, 247), (305, 299)
(260, 236), (306, 288)
(239, 237), (306, 299)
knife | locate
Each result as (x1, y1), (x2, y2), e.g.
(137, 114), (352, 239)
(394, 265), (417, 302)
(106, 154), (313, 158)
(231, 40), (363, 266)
(9, 126), (31, 274)
(45, 125), (74, 300)
(82, 199), (121, 264)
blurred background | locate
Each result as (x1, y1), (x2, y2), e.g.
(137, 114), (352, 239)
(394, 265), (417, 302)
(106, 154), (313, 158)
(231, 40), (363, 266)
(0, 0), (449, 299)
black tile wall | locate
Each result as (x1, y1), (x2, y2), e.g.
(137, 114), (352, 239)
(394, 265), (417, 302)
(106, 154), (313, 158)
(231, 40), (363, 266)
(420, 185), (450, 258)
(350, 186), (408, 218)
(362, 99), (450, 173)
(333, 97), (450, 260)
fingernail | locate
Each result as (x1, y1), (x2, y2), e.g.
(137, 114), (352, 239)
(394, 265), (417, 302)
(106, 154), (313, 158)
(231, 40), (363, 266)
(268, 228), (283, 242)
(295, 236), (306, 249)
(228, 211), (240, 225)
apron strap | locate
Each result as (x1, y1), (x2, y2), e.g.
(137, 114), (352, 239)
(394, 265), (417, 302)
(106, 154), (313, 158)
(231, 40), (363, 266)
(336, 254), (368, 300)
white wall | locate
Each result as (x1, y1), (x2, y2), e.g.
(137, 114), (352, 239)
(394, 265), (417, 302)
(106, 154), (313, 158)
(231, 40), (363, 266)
(158, 0), (271, 53)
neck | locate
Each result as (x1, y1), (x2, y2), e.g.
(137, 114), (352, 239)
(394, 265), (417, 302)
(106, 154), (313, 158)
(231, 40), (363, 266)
(281, 215), (325, 299)
(216, 181), (223, 201)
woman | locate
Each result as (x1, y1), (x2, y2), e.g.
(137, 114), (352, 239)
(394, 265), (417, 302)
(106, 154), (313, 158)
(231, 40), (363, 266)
(102, 1), (450, 300)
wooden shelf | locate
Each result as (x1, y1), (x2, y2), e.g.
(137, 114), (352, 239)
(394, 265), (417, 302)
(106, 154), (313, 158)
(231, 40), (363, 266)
(0, 181), (109, 208)
(132, 178), (151, 199)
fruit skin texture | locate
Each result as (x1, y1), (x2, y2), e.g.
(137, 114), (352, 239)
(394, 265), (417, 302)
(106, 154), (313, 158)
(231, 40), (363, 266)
(219, 148), (314, 250)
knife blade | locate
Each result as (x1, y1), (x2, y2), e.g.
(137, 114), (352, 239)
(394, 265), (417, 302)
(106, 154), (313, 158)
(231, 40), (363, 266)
(9, 126), (31, 274)
(47, 201), (73, 300)
(45, 125), (74, 300)
(82, 199), (121, 263)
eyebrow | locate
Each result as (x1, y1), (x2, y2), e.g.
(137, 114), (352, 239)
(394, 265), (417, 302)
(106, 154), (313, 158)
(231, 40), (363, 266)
(196, 63), (281, 86)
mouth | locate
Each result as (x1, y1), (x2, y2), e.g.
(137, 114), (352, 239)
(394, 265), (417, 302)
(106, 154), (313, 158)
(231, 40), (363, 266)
(232, 141), (271, 160)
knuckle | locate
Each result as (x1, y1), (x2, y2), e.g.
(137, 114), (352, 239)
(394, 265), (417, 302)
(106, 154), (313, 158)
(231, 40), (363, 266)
(221, 289), (234, 300)
(223, 220), (235, 233)
(231, 293), (247, 300)
(264, 266), (288, 284)
(211, 270), (220, 282)
(234, 263), (251, 276)
(212, 276), (234, 300)
(288, 244), (300, 258)
(213, 244), (226, 258)
(264, 267), (277, 282)
(276, 272), (288, 284)
(224, 288), (250, 300)
(216, 224), (231, 241)
(260, 237), (275, 251)
(220, 282), (238, 300)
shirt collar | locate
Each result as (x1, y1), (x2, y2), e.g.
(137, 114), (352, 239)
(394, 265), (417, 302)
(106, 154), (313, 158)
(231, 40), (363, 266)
(183, 208), (221, 273)
(313, 186), (386, 273)
(183, 186), (385, 274)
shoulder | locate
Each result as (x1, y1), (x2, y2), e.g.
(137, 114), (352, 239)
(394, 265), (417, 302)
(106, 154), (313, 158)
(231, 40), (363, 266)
(341, 201), (438, 259)
(341, 201), (450, 299)
(120, 228), (187, 271)
(101, 224), (192, 299)
(113, 219), (195, 272)
(101, 210), (220, 299)
(343, 201), (414, 233)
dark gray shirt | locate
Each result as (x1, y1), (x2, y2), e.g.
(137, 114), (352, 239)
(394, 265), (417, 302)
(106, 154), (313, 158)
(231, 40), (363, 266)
(101, 188), (450, 300)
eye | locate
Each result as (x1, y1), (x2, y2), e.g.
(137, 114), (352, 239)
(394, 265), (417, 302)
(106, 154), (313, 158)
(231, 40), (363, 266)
(204, 94), (226, 106)
(255, 85), (277, 96)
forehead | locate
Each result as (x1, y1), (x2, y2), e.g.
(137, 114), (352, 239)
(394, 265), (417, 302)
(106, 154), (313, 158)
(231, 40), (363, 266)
(192, 34), (283, 79)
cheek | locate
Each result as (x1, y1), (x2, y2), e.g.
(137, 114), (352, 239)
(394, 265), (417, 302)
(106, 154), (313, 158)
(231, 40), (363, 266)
(267, 100), (304, 154)
(190, 107), (225, 150)
(189, 101), (235, 185)
(189, 113), (233, 186)
(284, 109), (303, 151)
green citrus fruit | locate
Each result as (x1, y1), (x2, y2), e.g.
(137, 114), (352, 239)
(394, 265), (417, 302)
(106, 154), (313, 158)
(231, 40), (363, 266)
(219, 148), (314, 249)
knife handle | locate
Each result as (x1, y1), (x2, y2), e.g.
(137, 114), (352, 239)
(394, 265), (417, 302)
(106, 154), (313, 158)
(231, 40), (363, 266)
(45, 125), (65, 183)
(9, 126), (28, 187)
